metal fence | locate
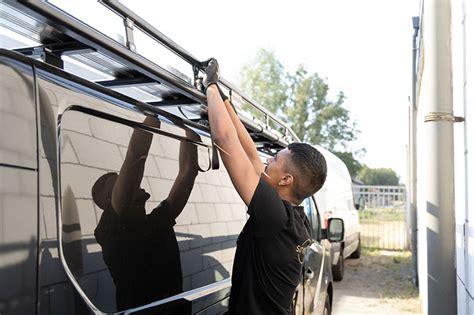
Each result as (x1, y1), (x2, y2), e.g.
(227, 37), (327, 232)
(353, 185), (409, 251)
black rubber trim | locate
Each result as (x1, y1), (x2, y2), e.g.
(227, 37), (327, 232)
(0, 163), (37, 172)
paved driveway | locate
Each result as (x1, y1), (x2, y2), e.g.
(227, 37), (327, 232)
(331, 250), (421, 315)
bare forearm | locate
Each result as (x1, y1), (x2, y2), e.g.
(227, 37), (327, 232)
(207, 86), (238, 145)
(164, 134), (199, 218)
(223, 100), (261, 166)
(177, 140), (198, 177)
(124, 116), (159, 160)
(203, 59), (260, 205)
(112, 116), (157, 216)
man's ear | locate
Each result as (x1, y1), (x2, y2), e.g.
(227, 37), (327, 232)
(279, 174), (294, 186)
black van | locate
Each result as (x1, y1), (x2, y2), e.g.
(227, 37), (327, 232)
(0, 1), (342, 314)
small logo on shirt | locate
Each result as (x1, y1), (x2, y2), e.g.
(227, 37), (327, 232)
(296, 239), (312, 264)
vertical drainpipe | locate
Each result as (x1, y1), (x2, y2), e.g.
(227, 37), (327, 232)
(423, 0), (457, 314)
(410, 16), (420, 288)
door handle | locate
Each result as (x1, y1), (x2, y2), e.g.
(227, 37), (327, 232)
(305, 267), (314, 280)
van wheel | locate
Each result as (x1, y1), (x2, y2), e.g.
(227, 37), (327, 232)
(350, 235), (361, 259)
(323, 293), (331, 315)
(332, 254), (344, 281)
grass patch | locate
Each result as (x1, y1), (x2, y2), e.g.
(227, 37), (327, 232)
(370, 250), (417, 299)
(359, 207), (406, 222)
(339, 247), (421, 313)
(362, 247), (381, 256)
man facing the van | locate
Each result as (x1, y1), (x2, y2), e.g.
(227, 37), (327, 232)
(204, 58), (327, 314)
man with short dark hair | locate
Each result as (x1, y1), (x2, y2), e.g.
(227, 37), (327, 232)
(92, 116), (198, 312)
(204, 58), (327, 314)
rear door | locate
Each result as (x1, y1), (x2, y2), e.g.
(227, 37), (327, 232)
(0, 53), (38, 315)
(295, 197), (326, 314)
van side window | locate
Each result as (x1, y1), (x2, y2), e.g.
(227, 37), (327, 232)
(303, 197), (321, 240)
(59, 109), (246, 313)
(303, 198), (313, 228)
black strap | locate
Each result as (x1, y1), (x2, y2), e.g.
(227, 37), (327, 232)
(209, 131), (220, 170)
(194, 59), (220, 170)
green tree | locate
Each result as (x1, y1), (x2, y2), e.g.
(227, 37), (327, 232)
(333, 151), (363, 178)
(286, 65), (357, 150)
(240, 49), (288, 116)
(240, 48), (362, 170)
(358, 166), (400, 186)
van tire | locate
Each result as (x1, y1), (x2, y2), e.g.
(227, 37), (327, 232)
(350, 235), (361, 259)
(332, 254), (344, 281)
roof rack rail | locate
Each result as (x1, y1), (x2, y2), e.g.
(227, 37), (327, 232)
(1, 0), (300, 151)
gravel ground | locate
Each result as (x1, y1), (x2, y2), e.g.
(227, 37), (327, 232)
(332, 250), (421, 315)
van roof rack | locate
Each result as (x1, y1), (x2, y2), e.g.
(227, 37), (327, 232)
(0, 0), (300, 153)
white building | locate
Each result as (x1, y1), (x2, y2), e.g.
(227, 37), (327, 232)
(413, 0), (473, 314)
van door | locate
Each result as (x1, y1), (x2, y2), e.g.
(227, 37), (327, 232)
(0, 54), (38, 314)
(297, 197), (326, 314)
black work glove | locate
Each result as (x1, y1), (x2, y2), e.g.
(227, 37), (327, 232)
(204, 58), (220, 91)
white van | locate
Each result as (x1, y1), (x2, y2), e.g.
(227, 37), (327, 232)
(313, 145), (361, 281)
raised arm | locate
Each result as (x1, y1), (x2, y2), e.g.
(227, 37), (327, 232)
(205, 59), (260, 205)
(111, 116), (160, 219)
(218, 89), (265, 175)
(164, 129), (199, 219)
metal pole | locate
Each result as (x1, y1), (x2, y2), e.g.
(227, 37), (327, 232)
(423, 0), (457, 313)
(410, 15), (420, 288)
(406, 138), (411, 251)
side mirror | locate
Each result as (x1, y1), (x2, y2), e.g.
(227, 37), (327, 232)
(355, 203), (360, 210)
(327, 218), (344, 242)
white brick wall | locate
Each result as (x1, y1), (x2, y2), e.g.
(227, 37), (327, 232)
(0, 112), (37, 166)
(452, 0), (474, 312)
(0, 167), (38, 304)
(41, 197), (57, 240)
(215, 203), (233, 222)
(187, 224), (213, 249)
(174, 203), (199, 225)
(66, 131), (124, 170)
(199, 184), (221, 203)
(76, 199), (99, 236)
(174, 225), (190, 251)
(0, 169), (37, 244)
(147, 177), (174, 201)
(227, 220), (246, 237)
(154, 156), (179, 179)
(0, 64), (36, 168)
(195, 203), (218, 223)
(89, 117), (132, 147)
(61, 164), (110, 199)
(187, 183), (204, 203)
(60, 136), (80, 164)
(39, 157), (56, 198)
(202, 243), (223, 269)
(231, 204), (247, 220)
(210, 222), (229, 240)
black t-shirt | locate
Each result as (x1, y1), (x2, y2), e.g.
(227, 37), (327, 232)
(94, 200), (184, 311)
(228, 176), (312, 314)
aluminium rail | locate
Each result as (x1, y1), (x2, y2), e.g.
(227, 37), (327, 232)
(100, 0), (299, 144)
(4, 0), (300, 149)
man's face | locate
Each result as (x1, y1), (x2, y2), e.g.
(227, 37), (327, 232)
(264, 148), (293, 189)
